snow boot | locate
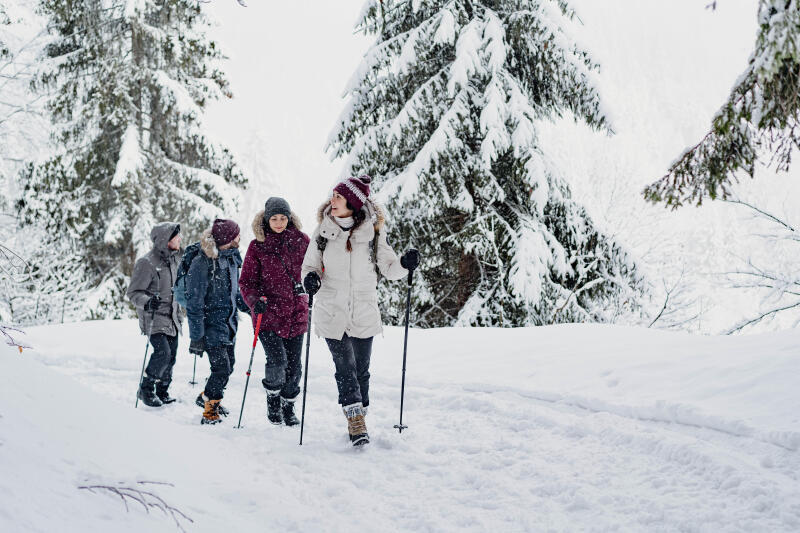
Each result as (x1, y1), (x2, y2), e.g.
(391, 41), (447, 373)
(201, 396), (222, 425)
(266, 391), (282, 425)
(281, 397), (300, 427)
(156, 383), (176, 404)
(344, 402), (369, 446)
(196, 393), (229, 416)
(137, 375), (163, 407)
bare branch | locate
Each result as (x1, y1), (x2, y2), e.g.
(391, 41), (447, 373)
(78, 483), (193, 532)
(724, 199), (797, 233)
(726, 301), (800, 334)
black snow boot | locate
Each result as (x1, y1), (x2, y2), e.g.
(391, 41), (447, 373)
(138, 376), (163, 407)
(156, 382), (176, 404)
(266, 391), (282, 425)
(281, 397), (300, 427)
(196, 393), (229, 416)
(344, 402), (369, 446)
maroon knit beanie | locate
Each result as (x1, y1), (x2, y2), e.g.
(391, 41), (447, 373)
(333, 175), (371, 212)
(211, 219), (240, 247)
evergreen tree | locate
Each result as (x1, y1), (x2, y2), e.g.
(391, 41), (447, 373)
(329, 0), (644, 327)
(17, 0), (246, 317)
(644, 0), (800, 207)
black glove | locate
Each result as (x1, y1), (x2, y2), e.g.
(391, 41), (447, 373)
(400, 248), (420, 271)
(303, 272), (321, 296)
(189, 338), (205, 356)
(144, 294), (162, 312)
(253, 297), (268, 315)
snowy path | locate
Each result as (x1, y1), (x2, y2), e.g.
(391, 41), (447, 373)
(3, 321), (799, 532)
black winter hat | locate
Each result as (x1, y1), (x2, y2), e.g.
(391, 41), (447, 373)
(264, 197), (291, 220)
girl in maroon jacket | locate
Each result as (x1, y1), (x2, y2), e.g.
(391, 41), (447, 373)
(239, 197), (310, 426)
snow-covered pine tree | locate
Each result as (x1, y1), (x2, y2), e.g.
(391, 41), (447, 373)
(329, 0), (645, 327)
(644, 0), (800, 207)
(16, 0), (246, 318)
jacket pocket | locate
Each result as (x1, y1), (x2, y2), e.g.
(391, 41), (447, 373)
(314, 288), (337, 325)
(352, 290), (380, 328)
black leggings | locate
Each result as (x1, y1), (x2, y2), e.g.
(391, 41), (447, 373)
(259, 331), (304, 400)
(325, 334), (373, 407)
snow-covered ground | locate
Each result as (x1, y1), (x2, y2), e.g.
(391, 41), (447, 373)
(2, 320), (799, 531)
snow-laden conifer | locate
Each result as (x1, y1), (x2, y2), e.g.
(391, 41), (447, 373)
(16, 0), (246, 317)
(329, 0), (645, 326)
(645, 0), (800, 207)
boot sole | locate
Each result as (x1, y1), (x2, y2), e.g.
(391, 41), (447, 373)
(351, 435), (370, 446)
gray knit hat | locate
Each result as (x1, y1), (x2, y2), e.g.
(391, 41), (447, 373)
(264, 197), (291, 220)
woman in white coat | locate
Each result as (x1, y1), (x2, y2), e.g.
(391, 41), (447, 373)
(301, 175), (419, 446)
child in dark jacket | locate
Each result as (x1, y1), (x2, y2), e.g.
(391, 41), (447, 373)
(186, 219), (249, 425)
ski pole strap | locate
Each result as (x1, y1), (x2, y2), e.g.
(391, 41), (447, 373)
(253, 313), (263, 347)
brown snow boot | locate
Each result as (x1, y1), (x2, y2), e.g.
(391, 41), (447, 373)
(201, 395), (222, 425)
(344, 402), (369, 446)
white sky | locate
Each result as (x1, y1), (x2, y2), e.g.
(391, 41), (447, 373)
(203, 0), (370, 222)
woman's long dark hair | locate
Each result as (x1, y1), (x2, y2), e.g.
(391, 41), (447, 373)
(344, 201), (367, 252)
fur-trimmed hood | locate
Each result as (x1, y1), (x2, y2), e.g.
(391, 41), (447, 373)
(316, 199), (385, 232)
(252, 210), (303, 242)
(200, 228), (219, 259)
(200, 228), (243, 264)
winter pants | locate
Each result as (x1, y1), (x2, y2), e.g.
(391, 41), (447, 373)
(325, 334), (373, 408)
(204, 344), (236, 400)
(259, 331), (303, 400)
(145, 333), (178, 386)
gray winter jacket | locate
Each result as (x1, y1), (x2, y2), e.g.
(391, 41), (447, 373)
(301, 202), (407, 340)
(127, 222), (184, 337)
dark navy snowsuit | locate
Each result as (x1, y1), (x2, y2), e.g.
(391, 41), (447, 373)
(186, 238), (249, 400)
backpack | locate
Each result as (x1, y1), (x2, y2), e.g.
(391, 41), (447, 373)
(172, 242), (202, 308)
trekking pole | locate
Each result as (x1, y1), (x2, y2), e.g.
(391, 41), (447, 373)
(135, 293), (159, 408)
(299, 294), (314, 446)
(394, 270), (414, 433)
(189, 352), (198, 386)
(235, 313), (263, 429)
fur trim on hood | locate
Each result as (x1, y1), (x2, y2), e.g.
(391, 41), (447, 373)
(316, 199), (385, 231)
(252, 210), (303, 242)
(201, 228), (219, 259)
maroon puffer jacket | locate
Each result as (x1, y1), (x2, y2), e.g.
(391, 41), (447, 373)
(239, 210), (310, 339)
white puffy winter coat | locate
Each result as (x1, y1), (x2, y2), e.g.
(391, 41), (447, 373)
(301, 202), (408, 340)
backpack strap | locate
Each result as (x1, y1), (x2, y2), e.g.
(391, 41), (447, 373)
(370, 230), (381, 280)
(316, 229), (381, 279)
